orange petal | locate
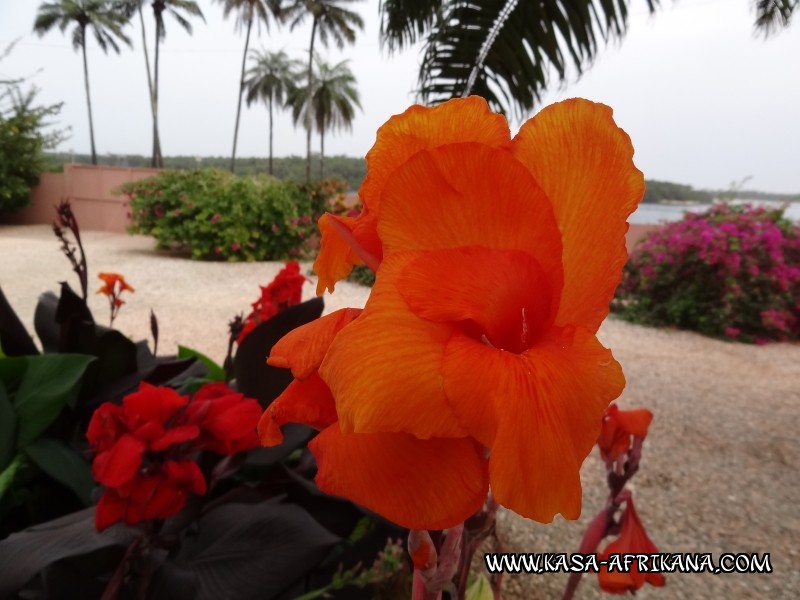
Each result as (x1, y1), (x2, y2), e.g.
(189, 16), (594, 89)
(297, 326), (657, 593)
(310, 423), (489, 530)
(319, 252), (465, 439)
(599, 498), (665, 592)
(360, 96), (511, 212)
(397, 246), (557, 354)
(442, 326), (625, 522)
(615, 407), (653, 439)
(511, 99), (644, 332)
(313, 212), (381, 295)
(258, 373), (337, 446)
(377, 143), (564, 287)
(267, 308), (362, 380)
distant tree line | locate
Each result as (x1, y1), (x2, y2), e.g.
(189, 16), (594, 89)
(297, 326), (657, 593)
(643, 179), (799, 204)
(43, 152), (367, 190)
(43, 153), (800, 202)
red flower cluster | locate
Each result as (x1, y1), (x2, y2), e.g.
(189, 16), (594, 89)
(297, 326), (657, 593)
(87, 382), (261, 531)
(237, 261), (306, 343)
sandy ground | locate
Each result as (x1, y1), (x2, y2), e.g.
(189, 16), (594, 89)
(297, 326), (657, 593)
(2, 225), (799, 599)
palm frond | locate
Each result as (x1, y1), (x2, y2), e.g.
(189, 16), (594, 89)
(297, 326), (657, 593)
(385, 0), (660, 118)
(753, 0), (797, 35)
(378, 0), (444, 51)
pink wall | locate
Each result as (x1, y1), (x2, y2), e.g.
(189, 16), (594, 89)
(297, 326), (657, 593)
(2, 164), (159, 233)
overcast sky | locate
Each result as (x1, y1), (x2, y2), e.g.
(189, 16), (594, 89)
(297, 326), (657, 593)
(1, 0), (798, 193)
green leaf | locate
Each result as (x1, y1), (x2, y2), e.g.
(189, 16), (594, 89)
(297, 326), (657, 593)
(13, 354), (95, 448)
(0, 381), (17, 471)
(178, 345), (225, 382)
(0, 453), (25, 501)
(466, 573), (494, 600)
(0, 355), (27, 393)
(23, 438), (94, 506)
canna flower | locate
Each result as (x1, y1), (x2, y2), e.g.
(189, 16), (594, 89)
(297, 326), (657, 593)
(597, 497), (666, 593)
(87, 382), (261, 530)
(597, 404), (653, 464)
(268, 97), (643, 527)
(97, 272), (134, 296)
(237, 262), (306, 343)
(259, 309), (489, 529)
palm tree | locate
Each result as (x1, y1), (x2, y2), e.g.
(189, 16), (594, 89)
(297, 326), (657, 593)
(378, 0), (798, 119)
(289, 57), (360, 179)
(283, 0), (363, 182)
(120, 0), (205, 168)
(215, 0), (281, 173)
(244, 48), (302, 175)
(33, 0), (131, 165)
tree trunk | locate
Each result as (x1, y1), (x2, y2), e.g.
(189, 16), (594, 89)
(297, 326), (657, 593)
(319, 129), (324, 179)
(81, 25), (98, 165)
(231, 15), (253, 174)
(151, 7), (164, 168)
(139, 6), (162, 168)
(268, 96), (273, 175)
(305, 18), (317, 184)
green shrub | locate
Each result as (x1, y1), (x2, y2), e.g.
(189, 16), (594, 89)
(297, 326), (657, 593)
(0, 86), (65, 213)
(121, 169), (340, 261)
(614, 203), (800, 343)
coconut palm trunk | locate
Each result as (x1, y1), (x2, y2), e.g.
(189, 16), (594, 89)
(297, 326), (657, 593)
(304, 18), (317, 183)
(230, 14), (253, 174)
(153, 12), (164, 168)
(319, 128), (324, 179)
(80, 23), (98, 165)
(137, 6), (162, 168)
(268, 95), (274, 175)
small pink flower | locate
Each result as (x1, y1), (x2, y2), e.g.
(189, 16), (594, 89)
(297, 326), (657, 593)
(214, 246), (222, 255)
(211, 214), (221, 224)
(231, 242), (241, 252)
(724, 326), (740, 338)
(154, 204), (165, 218)
(271, 224), (281, 234)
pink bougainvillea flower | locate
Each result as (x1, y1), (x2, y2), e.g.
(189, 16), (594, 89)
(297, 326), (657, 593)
(597, 497), (666, 593)
(269, 97), (643, 527)
(596, 404), (653, 463)
(259, 309), (489, 530)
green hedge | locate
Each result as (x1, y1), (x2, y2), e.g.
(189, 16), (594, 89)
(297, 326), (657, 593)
(120, 169), (338, 261)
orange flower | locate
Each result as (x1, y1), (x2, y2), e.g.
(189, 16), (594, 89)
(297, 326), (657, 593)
(259, 309), (489, 529)
(597, 497), (666, 593)
(597, 404), (653, 463)
(313, 97), (642, 523)
(265, 97), (643, 528)
(97, 272), (135, 296)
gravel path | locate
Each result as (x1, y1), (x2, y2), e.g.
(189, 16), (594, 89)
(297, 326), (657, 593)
(2, 225), (798, 599)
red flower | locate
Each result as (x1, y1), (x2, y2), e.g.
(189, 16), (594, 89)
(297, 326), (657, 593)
(186, 383), (262, 454)
(597, 404), (653, 464)
(597, 497), (666, 593)
(237, 262), (306, 343)
(87, 382), (261, 530)
(95, 460), (206, 530)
